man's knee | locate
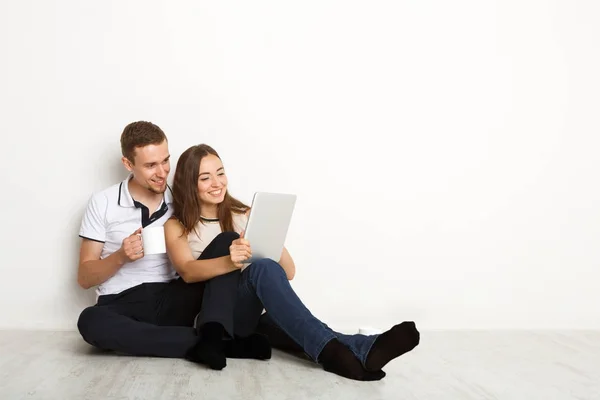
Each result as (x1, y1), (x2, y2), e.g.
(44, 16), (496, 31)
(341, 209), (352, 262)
(77, 306), (104, 341)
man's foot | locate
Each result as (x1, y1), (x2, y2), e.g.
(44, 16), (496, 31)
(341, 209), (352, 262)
(365, 321), (420, 371)
(224, 333), (272, 360)
(318, 339), (386, 381)
(185, 322), (227, 370)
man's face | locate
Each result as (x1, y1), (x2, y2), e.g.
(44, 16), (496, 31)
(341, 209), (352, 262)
(123, 140), (171, 194)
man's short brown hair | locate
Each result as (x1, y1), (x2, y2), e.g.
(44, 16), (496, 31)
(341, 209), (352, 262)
(120, 121), (167, 163)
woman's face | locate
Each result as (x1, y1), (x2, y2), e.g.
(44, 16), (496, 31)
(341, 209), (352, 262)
(197, 154), (228, 207)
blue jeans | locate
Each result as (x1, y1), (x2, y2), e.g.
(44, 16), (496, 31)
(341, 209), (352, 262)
(234, 258), (378, 365)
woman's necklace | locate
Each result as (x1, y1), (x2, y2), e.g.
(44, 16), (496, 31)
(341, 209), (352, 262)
(200, 215), (219, 223)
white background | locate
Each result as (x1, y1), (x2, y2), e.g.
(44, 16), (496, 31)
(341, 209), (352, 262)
(1, 0), (599, 331)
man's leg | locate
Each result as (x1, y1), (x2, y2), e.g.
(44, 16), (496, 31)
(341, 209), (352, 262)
(239, 259), (420, 381)
(77, 283), (198, 358)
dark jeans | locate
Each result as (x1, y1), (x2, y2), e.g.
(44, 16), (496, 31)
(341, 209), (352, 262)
(203, 233), (379, 364)
(77, 232), (261, 357)
(238, 258), (378, 364)
(78, 232), (379, 364)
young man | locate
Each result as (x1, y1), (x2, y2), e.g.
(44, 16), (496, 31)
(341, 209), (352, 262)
(76, 121), (274, 370)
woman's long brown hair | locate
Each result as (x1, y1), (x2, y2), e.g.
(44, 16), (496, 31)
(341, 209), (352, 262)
(171, 144), (249, 237)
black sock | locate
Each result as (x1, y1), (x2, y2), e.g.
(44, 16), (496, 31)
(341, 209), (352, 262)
(365, 321), (420, 371)
(318, 339), (386, 381)
(224, 333), (272, 360)
(185, 322), (227, 370)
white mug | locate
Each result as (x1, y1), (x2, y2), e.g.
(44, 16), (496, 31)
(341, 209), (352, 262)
(141, 226), (166, 255)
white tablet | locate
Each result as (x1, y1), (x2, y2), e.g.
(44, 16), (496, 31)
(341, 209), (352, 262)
(243, 192), (297, 265)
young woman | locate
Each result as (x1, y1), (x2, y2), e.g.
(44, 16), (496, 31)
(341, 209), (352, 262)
(164, 144), (420, 381)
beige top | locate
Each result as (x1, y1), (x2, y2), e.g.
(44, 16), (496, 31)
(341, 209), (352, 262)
(187, 212), (248, 259)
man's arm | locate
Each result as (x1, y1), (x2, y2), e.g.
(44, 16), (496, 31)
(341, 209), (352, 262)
(77, 239), (126, 289)
(77, 228), (143, 289)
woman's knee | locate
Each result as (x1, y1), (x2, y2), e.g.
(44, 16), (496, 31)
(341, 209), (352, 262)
(214, 231), (240, 244)
(247, 258), (286, 279)
(199, 232), (241, 260)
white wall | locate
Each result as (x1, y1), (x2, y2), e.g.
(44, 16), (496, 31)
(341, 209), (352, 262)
(1, 0), (599, 331)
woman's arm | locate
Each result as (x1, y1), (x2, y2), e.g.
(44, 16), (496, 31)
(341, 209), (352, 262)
(164, 219), (238, 283)
(279, 247), (296, 280)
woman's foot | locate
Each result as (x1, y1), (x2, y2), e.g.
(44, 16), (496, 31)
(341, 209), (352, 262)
(224, 333), (272, 360)
(365, 321), (420, 371)
(185, 322), (227, 370)
(185, 339), (227, 370)
(318, 339), (386, 381)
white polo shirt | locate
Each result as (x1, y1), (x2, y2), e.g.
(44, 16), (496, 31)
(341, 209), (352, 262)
(79, 175), (178, 297)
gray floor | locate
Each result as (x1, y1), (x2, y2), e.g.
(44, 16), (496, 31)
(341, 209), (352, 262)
(0, 330), (598, 400)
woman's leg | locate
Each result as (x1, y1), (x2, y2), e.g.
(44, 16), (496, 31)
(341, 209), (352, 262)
(255, 313), (311, 360)
(194, 231), (241, 338)
(179, 231), (240, 370)
(187, 232), (271, 365)
(238, 258), (420, 380)
(236, 259), (336, 361)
